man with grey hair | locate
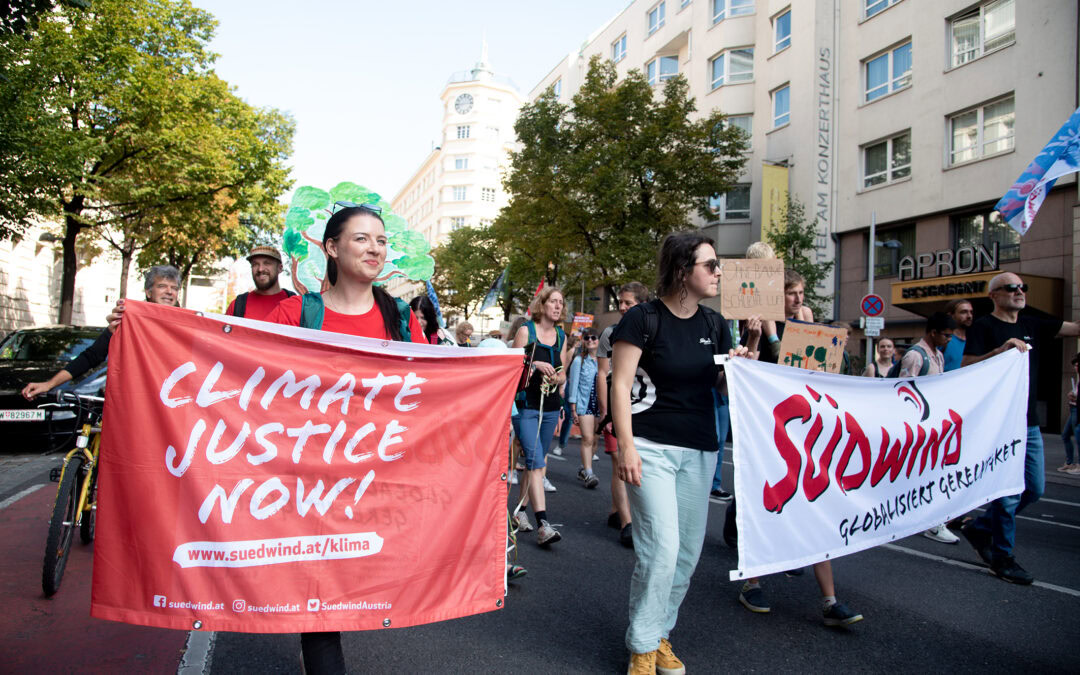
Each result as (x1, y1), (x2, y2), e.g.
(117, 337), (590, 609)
(961, 271), (1080, 584)
(21, 266), (180, 399)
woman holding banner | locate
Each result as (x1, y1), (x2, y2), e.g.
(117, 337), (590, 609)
(610, 231), (749, 675)
(512, 286), (569, 547)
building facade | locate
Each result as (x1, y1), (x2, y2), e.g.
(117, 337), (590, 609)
(387, 46), (524, 332)
(534, 0), (1078, 425)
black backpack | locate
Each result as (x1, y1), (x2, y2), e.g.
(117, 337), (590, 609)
(886, 344), (930, 378)
(229, 290), (296, 318)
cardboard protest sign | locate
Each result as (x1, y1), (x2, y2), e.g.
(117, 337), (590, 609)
(725, 351), (1028, 579)
(718, 259), (785, 321)
(778, 320), (849, 373)
(91, 301), (521, 633)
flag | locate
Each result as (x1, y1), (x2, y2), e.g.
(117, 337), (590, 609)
(996, 106), (1080, 235)
(479, 268), (507, 313)
(525, 277), (545, 317)
(425, 280), (446, 328)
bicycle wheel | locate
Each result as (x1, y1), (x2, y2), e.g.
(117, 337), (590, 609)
(42, 456), (84, 597)
(79, 464), (97, 544)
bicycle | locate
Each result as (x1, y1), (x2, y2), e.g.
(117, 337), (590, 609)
(40, 391), (104, 597)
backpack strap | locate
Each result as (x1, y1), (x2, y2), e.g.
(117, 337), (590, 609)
(393, 298), (412, 343)
(555, 325), (565, 353)
(230, 292), (248, 317)
(299, 292), (325, 330)
(283, 289), (297, 298)
(910, 345), (931, 376)
(640, 300), (660, 353)
(526, 319), (537, 344)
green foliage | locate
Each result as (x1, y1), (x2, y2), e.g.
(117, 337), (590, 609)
(765, 195), (835, 317)
(432, 224), (529, 320)
(291, 187), (331, 211)
(282, 228), (309, 261)
(491, 55), (748, 297)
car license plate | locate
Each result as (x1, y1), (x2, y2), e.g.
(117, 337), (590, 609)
(0, 409), (45, 421)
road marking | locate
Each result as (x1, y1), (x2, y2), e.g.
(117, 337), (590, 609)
(1040, 497), (1080, 508)
(882, 543), (1080, 598)
(177, 630), (216, 675)
(971, 506), (1080, 531)
(547, 454), (567, 462)
(0, 484), (45, 510)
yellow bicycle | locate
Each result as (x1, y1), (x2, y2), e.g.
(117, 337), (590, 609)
(40, 392), (103, 597)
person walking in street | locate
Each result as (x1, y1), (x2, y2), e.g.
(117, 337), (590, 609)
(611, 231), (751, 674)
(1058, 356), (1080, 474)
(596, 281), (648, 548)
(862, 337), (895, 377)
(961, 272), (1080, 584)
(455, 321), (474, 347)
(567, 328), (600, 489)
(512, 286), (569, 547)
(409, 295), (453, 345)
(942, 299), (973, 372)
(226, 246), (295, 320)
(555, 334), (581, 455)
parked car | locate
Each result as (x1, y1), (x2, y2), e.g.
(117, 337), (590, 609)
(0, 325), (108, 452)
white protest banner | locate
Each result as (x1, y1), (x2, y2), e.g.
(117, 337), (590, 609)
(724, 350), (1028, 580)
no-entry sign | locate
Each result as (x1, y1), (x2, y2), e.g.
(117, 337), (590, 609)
(861, 294), (884, 317)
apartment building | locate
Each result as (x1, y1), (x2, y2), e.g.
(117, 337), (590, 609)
(534, 0), (1078, 425)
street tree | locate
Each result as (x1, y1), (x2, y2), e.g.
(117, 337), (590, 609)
(493, 55), (747, 298)
(766, 195), (835, 318)
(431, 224), (531, 321)
(0, 0), (294, 322)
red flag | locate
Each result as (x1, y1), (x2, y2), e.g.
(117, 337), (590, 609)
(91, 301), (520, 633)
(526, 278), (545, 317)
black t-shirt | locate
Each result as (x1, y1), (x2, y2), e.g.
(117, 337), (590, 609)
(65, 328), (111, 380)
(964, 313), (1062, 426)
(744, 321), (784, 365)
(521, 322), (563, 412)
(612, 300), (731, 451)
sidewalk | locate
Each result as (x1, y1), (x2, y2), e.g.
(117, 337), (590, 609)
(1041, 432), (1080, 487)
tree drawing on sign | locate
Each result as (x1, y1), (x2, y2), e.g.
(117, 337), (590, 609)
(280, 182), (435, 295)
(741, 281), (756, 296)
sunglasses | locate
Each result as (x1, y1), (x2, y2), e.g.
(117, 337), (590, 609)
(993, 283), (1028, 293)
(333, 200), (383, 215)
(584, 335), (599, 341)
(695, 259), (720, 273)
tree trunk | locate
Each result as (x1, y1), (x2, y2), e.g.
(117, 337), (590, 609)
(118, 242), (135, 300)
(57, 196), (85, 324)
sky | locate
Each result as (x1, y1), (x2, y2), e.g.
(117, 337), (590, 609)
(192, 0), (631, 203)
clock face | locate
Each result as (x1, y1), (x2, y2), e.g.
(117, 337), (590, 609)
(454, 93), (473, 114)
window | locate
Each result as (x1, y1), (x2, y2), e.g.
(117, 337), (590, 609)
(450, 217), (466, 231)
(865, 0), (901, 19)
(454, 157), (468, 170)
(647, 55), (679, 85)
(712, 0), (753, 24)
(951, 0), (1014, 66)
(954, 210), (1019, 261)
(873, 224), (916, 277)
(862, 132), (910, 188)
(722, 114), (752, 149)
(709, 185), (751, 221)
(552, 79), (562, 98)
(456, 125), (470, 139)
(481, 187), (496, 202)
(612, 34), (628, 62)
(773, 10), (791, 52)
(949, 95), (1014, 165)
(648, 1), (666, 35)
(864, 41), (911, 102)
(772, 85), (790, 128)
(452, 186), (467, 201)
(709, 48), (753, 89)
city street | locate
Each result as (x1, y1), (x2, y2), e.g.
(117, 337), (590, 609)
(2, 438), (1078, 673)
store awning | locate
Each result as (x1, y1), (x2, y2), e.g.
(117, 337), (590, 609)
(890, 272), (1063, 318)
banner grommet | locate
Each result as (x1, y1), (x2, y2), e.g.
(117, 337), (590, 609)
(222, 325), (232, 334)
(383, 618), (391, 627)
(193, 620), (203, 629)
(496, 599), (502, 607)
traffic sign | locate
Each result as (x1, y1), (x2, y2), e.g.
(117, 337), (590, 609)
(861, 293), (885, 317)
(865, 317), (884, 329)
(865, 327), (881, 337)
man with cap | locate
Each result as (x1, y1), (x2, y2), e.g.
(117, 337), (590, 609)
(227, 245), (295, 320)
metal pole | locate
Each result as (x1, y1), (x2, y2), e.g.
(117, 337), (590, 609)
(866, 211), (876, 368)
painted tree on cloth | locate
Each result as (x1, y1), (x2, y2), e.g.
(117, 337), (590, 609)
(766, 195), (835, 318)
(282, 182), (434, 295)
(492, 55), (748, 297)
(0, 0), (294, 322)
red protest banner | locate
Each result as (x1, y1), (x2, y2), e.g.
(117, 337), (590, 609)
(91, 301), (520, 633)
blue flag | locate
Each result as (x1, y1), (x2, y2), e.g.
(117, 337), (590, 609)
(996, 106), (1080, 235)
(480, 268), (507, 313)
(425, 280), (446, 329)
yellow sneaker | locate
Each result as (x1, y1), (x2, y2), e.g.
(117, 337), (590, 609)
(627, 650), (657, 675)
(656, 639), (686, 675)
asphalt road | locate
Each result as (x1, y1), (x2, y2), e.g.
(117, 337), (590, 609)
(2, 438), (1078, 673)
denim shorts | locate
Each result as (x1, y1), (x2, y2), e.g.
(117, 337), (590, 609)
(517, 408), (560, 470)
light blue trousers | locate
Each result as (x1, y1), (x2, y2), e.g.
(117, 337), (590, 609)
(625, 442), (717, 654)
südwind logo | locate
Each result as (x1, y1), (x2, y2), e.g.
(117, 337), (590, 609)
(762, 383), (963, 514)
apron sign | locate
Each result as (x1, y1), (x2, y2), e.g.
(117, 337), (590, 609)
(898, 242), (999, 281)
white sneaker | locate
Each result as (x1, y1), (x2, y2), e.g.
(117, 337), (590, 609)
(543, 476), (557, 492)
(551, 446), (564, 457)
(923, 524), (959, 544)
(537, 519), (562, 546)
(509, 471), (518, 485)
(513, 511), (534, 532)
(592, 453), (600, 461)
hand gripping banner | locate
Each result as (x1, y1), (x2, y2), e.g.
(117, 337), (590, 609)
(725, 350), (1028, 580)
(91, 301), (522, 632)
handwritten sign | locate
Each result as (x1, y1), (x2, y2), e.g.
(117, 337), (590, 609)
(718, 259), (785, 321)
(779, 320), (849, 373)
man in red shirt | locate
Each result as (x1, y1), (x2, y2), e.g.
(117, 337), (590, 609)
(226, 245), (295, 320)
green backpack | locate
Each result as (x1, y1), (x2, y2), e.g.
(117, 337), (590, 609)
(298, 292), (412, 342)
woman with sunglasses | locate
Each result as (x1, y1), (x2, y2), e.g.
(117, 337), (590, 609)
(611, 231), (751, 675)
(266, 203), (426, 675)
(566, 328), (601, 489)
